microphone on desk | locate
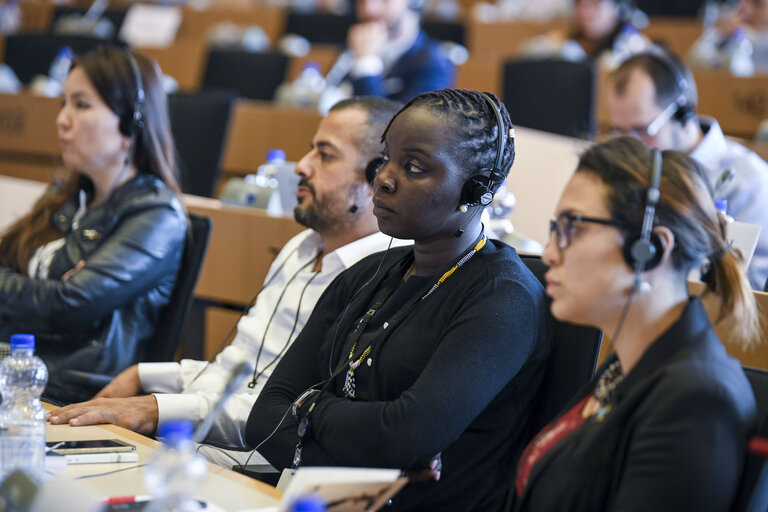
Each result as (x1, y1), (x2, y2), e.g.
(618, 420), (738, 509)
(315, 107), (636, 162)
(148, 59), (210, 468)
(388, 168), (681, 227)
(193, 361), (251, 444)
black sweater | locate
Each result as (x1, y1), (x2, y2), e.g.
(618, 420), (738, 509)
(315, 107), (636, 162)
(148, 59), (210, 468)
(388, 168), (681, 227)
(246, 239), (551, 511)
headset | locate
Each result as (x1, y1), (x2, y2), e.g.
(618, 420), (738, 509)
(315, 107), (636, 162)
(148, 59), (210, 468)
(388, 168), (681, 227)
(119, 50), (145, 140)
(647, 51), (696, 127)
(459, 93), (511, 211)
(622, 147), (664, 294)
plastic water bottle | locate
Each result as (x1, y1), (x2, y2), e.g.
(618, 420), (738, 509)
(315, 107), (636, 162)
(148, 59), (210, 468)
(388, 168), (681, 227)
(258, 149), (298, 215)
(715, 199), (734, 224)
(143, 421), (207, 512)
(0, 0), (22, 35)
(0, 334), (49, 483)
(610, 25), (646, 67)
(275, 62), (326, 109)
(48, 47), (74, 87)
(723, 27), (755, 77)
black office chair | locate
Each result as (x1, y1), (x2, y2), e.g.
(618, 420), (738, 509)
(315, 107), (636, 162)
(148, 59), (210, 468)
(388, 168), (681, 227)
(502, 58), (596, 139)
(635, 0), (703, 17)
(732, 367), (768, 512)
(168, 91), (236, 198)
(2, 34), (120, 84)
(283, 11), (355, 44)
(519, 254), (604, 432)
(201, 49), (289, 101)
(62, 213), (213, 390)
(422, 19), (465, 46)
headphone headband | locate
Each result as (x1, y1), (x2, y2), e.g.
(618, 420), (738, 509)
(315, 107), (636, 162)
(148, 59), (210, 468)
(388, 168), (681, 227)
(479, 92), (505, 175)
(624, 147), (664, 292)
(123, 50), (145, 138)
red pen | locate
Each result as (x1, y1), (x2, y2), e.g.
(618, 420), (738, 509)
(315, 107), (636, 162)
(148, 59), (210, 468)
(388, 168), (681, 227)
(103, 495), (151, 505)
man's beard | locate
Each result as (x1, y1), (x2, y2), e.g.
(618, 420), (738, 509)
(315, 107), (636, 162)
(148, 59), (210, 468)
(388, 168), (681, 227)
(294, 180), (366, 232)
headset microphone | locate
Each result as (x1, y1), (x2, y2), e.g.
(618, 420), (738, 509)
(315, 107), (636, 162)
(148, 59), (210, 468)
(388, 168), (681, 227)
(349, 204), (358, 214)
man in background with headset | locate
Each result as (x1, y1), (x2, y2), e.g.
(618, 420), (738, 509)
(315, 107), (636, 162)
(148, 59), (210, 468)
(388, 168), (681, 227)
(49, 96), (406, 466)
(607, 50), (768, 290)
(344, 0), (454, 102)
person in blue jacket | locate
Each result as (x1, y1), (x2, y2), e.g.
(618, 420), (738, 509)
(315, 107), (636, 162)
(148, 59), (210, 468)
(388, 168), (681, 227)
(345, 0), (454, 102)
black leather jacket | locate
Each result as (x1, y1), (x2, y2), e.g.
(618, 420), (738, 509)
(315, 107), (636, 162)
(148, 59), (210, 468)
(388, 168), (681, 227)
(0, 174), (187, 403)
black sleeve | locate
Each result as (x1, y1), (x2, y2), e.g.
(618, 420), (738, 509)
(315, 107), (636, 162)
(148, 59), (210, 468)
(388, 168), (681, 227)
(0, 204), (186, 332)
(610, 375), (750, 512)
(249, 273), (543, 470)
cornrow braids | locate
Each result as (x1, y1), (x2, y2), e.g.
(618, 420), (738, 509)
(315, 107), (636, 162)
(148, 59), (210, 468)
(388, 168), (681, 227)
(383, 89), (515, 184)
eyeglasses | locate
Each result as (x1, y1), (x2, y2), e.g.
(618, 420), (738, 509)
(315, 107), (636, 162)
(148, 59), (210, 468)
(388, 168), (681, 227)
(607, 101), (678, 139)
(549, 213), (631, 250)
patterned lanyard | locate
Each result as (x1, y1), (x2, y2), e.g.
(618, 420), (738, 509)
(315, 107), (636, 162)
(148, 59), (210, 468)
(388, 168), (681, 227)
(342, 235), (487, 398)
(594, 359), (624, 406)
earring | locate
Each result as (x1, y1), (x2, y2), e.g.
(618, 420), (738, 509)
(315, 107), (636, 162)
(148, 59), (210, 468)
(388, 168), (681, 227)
(458, 204), (468, 213)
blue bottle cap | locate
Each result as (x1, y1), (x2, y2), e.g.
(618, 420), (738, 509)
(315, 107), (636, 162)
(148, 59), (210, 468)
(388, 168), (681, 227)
(10, 333), (34, 351)
(158, 420), (194, 445)
(715, 199), (728, 213)
(291, 494), (327, 512)
(266, 149), (286, 162)
(301, 61), (321, 73)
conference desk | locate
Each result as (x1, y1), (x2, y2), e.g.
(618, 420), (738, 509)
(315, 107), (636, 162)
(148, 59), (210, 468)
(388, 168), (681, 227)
(44, 404), (281, 511)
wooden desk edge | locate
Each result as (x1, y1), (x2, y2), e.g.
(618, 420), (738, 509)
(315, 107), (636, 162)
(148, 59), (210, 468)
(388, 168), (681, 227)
(42, 402), (283, 499)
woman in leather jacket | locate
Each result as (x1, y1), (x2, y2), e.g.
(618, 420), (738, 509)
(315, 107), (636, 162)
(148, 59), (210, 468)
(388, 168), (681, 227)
(0, 47), (187, 403)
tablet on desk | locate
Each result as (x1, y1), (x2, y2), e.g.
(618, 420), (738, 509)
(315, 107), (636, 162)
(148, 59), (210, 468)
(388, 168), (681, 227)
(46, 439), (135, 454)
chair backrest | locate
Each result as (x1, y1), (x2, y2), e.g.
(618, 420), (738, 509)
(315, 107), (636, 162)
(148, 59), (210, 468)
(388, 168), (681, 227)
(422, 19), (466, 46)
(733, 366), (768, 512)
(284, 11), (355, 44)
(3, 34), (118, 84)
(502, 58), (595, 139)
(202, 49), (289, 101)
(144, 213), (212, 362)
(168, 91), (236, 198)
(519, 254), (604, 432)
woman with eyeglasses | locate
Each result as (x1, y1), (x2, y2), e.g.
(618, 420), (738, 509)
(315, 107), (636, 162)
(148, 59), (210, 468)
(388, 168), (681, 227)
(512, 136), (759, 511)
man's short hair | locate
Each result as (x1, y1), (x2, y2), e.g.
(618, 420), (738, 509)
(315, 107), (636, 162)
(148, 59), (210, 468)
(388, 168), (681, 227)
(330, 97), (402, 168)
(612, 51), (698, 117)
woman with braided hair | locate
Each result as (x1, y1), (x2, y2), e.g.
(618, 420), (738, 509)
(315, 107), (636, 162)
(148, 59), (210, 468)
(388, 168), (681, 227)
(246, 89), (551, 511)
(512, 136), (759, 511)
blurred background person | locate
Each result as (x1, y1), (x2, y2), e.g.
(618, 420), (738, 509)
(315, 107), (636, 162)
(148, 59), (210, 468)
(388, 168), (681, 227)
(521, 0), (651, 65)
(344, 0), (455, 102)
(607, 50), (768, 289)
(513, 137), (758, 511)
(0, 46), (187, 403)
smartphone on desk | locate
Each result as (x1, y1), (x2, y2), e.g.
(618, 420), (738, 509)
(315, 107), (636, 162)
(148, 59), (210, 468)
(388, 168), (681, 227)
(46, 439), (135, 454)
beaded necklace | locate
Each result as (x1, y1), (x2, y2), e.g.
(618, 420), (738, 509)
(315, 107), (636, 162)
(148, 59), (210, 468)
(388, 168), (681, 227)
(342, 235), (487, 398)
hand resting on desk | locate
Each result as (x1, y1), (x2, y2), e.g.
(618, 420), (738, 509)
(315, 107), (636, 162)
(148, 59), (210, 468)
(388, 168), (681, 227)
(47, 365), (159, 436)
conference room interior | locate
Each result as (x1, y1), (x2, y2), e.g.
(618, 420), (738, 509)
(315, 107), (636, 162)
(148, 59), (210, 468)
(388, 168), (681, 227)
(2, 0), (768, 509)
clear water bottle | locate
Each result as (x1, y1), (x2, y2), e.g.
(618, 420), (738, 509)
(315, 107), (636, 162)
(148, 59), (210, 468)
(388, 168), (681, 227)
(0, 334), (49, 483)
(723, 27), (755, 77)
(143, 421), (207, 512)
(715, 199), (734, 224)
(0, 0), (22, 35)
(258, 149), (298, 215)
(610, 25), (646, 67)
(275, 62), (326, 109)
(48, 46), (74, 87)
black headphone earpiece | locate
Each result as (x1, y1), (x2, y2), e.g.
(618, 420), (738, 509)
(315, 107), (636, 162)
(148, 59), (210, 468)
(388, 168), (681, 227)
(623, 148), (664, 293)
(459, 93), (511, 209)
(119, 50), (145, 139)
(649, 51), (695, 125)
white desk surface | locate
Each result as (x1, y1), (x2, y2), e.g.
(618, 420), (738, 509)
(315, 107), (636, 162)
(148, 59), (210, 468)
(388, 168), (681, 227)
(45, 414), (281, 511)
(0, 175), (46, 233)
